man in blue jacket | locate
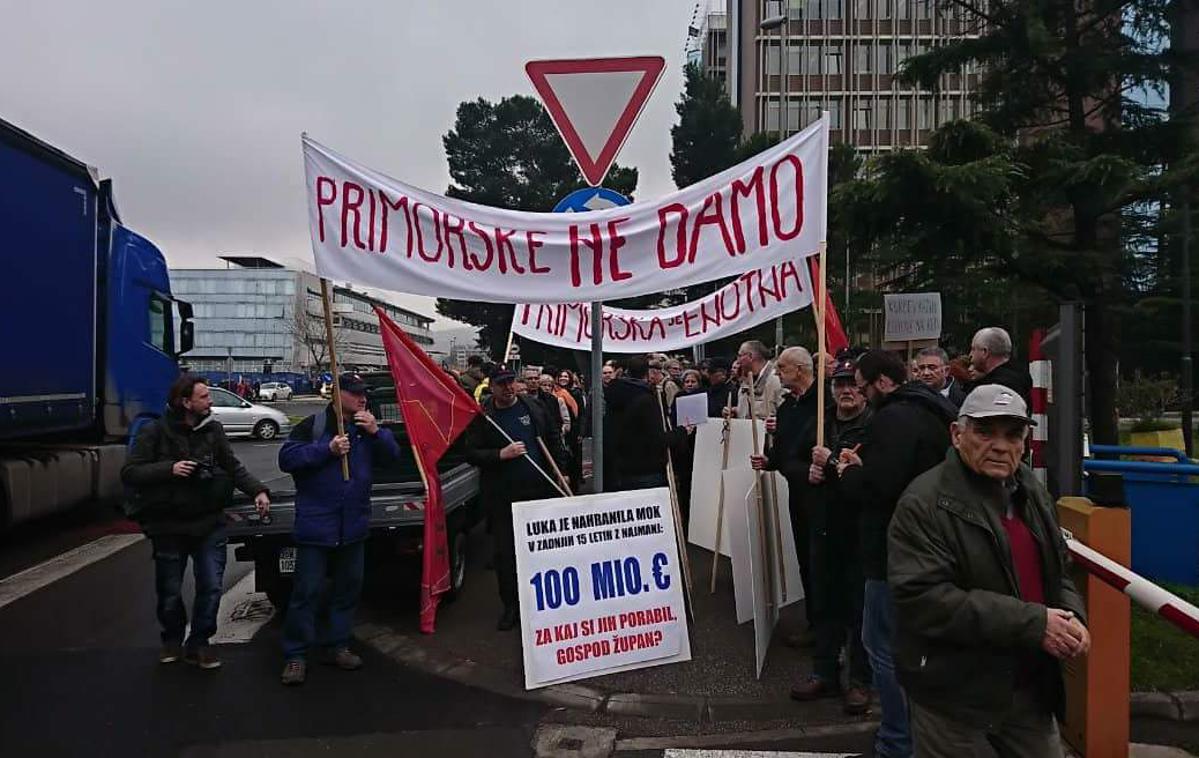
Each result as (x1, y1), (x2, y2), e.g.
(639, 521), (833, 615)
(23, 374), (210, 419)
(277, 373), (401, 686)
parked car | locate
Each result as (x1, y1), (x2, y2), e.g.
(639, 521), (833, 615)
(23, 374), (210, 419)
(207, 386), (292, 440)
(257, 381), (293, 401)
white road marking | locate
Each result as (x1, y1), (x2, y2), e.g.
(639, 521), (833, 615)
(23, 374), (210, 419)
(664, 752), (859, 758)
(0, 534), (144, 610)
(210, 570), (275, 644)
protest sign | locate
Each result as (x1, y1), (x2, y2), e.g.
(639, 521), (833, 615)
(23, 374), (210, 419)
(511, 260), (812, 352)
(302, 118), (828, 304)
(673, 393), (708, 428)
(883, 292), (942, 343)
(513, 488), (691, 689)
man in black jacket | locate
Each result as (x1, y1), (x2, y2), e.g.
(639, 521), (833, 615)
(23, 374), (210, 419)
(462, 365), (568, 631)
(749, 347), (818, 605)
(606, 356), (692, 490)
(914, 346), (967, 409)
(789, 357), (873, 714)
(705, 357), (737, 418)
(967, 326), (1033, 405)
(837, 350), (956, 758)
(122, 374), (269, 670)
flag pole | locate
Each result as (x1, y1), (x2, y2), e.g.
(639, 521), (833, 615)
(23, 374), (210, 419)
(537, 438), (574, 496)
(815, 243), (828, 449)
(320, 278), (350, 481)
(483, 415), (569, 498)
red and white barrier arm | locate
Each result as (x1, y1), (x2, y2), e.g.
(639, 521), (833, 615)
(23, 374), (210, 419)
(1064, 530), (1199, 639)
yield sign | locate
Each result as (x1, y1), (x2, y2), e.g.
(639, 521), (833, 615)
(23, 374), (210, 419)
(525, 56), (666, 187)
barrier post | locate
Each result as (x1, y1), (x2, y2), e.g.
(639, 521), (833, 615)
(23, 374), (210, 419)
(1056, 496), (1131, 757)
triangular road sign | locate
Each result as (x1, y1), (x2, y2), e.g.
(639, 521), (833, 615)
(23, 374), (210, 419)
(525, 56), (665, 187)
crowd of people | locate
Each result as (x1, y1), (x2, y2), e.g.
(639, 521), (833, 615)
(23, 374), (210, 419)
(122, 325), (1091, 756)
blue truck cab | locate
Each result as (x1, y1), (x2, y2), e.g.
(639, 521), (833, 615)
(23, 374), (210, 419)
(0, 117), (191, 528)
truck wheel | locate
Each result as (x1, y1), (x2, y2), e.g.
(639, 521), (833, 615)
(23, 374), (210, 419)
(445, 530), (468, 602)
(254, 420), (280, 440)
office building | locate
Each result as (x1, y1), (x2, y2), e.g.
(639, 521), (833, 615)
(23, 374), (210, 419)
(171, 256), (433, 378)
(714, 0), (982, 152)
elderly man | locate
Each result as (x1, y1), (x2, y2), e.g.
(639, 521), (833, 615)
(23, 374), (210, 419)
(706, 357), (737, 417)
(791, 356), (873, 714)
(733, 340), (783, 420)
(837, 349), (957, 758)
(967, 327), (1033, 404)
(888, 385), (1089, 756)
(750, 347), (819, 608)
(914, 347), (967, 409)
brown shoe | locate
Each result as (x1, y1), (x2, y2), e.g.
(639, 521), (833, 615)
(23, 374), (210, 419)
(790, 675), (840, 701)
(183, 646), (221, 670)
(323, 647), (362, 671)
(281, 659), (307, 686)
(843, 685), (871, 715)
(158, 643), (182, 664)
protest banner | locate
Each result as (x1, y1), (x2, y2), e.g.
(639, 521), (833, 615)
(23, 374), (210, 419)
(883, 292), (942, 343)
(511, 260), (813, 352)
(302, 118), (828, 304)
(513, 488), (691, 689)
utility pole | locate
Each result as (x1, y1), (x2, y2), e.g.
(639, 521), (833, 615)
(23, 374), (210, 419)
(1183, 197), (1193, 456)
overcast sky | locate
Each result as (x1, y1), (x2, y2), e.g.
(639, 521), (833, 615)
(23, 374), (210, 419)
(1, 1), (699, 329)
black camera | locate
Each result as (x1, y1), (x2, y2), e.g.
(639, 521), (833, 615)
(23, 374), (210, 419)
(193, 460), (215, 481)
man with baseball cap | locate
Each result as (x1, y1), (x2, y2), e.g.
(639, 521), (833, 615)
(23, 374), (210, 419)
(278, 372), (401, 685)
(887, 385), (1089, 756)
(462, 364), (568, 631)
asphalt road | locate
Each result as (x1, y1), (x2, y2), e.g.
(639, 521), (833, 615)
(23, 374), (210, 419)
(2, 430), (1193, 757)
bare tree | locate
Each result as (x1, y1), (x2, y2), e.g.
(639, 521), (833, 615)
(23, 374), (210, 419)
(283, 302), (351, 373)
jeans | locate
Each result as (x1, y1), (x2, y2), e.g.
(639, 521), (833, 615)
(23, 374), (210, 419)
(282, 541), (366, 660)
(863, 579), (912, 758)
(151, 526), (228, 649)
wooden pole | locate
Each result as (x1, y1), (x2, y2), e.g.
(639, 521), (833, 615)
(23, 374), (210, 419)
(763, 426), (787, 601)
(320, 278), (350, 481)
(482, 414), (569, 498)
(709, 391), (735, 593)
(537, 438), (574, 497)
(656, 386), (695, 618)
(815, 243), (828, 449)
(746, 373), (776, 609)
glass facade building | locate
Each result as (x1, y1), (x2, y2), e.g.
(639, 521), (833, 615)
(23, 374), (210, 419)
(171, 257), (433, 377)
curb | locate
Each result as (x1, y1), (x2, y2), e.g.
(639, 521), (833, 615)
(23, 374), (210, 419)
(357, 623), (1199, 725)
(354, 622), (875, 727)
(1131, 691), (1199, 722)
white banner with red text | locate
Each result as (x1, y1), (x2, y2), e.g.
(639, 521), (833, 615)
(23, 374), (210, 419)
(302, 118), (828, 304)
(511, 259), (813, 353)
(514, 488), (691, 689)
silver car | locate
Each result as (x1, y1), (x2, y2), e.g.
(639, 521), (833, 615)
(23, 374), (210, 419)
(208, 386), (292, 440)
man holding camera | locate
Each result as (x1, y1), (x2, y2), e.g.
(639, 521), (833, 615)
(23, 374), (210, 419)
(122, 374), (270, 670)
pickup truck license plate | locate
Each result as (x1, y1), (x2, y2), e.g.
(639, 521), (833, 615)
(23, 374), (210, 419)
(278, 547), (296, 575)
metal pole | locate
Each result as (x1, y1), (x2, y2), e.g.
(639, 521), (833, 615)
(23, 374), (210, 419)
(773, 19), (787, 351)
(590, 301), (604, 492)
(1183, 197), (1193, 456)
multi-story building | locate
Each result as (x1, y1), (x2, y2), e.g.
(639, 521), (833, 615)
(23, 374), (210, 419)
(171, 256), (433, 378)
(715, 0), (982, 152)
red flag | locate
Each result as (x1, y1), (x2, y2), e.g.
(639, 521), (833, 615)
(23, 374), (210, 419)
(375, 307), (480, 633)
(808, 257), (850, 356)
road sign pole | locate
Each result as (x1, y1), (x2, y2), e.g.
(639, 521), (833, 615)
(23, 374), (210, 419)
(591, 301), (604, 493)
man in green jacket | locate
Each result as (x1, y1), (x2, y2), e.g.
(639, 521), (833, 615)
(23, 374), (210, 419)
(888, 384), (1090, 757)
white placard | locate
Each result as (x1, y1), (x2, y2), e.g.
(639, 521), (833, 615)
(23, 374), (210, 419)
(302, 118), (828, 304)
(883, 292), (942, 342)
(674, 393), (709, 428)
(688, 419), (756, 555)
(513, 488), (691, 690)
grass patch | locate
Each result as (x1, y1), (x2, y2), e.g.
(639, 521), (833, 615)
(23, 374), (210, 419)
(287, 415), (305, 426)
(1131, 582), (1199, 692)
